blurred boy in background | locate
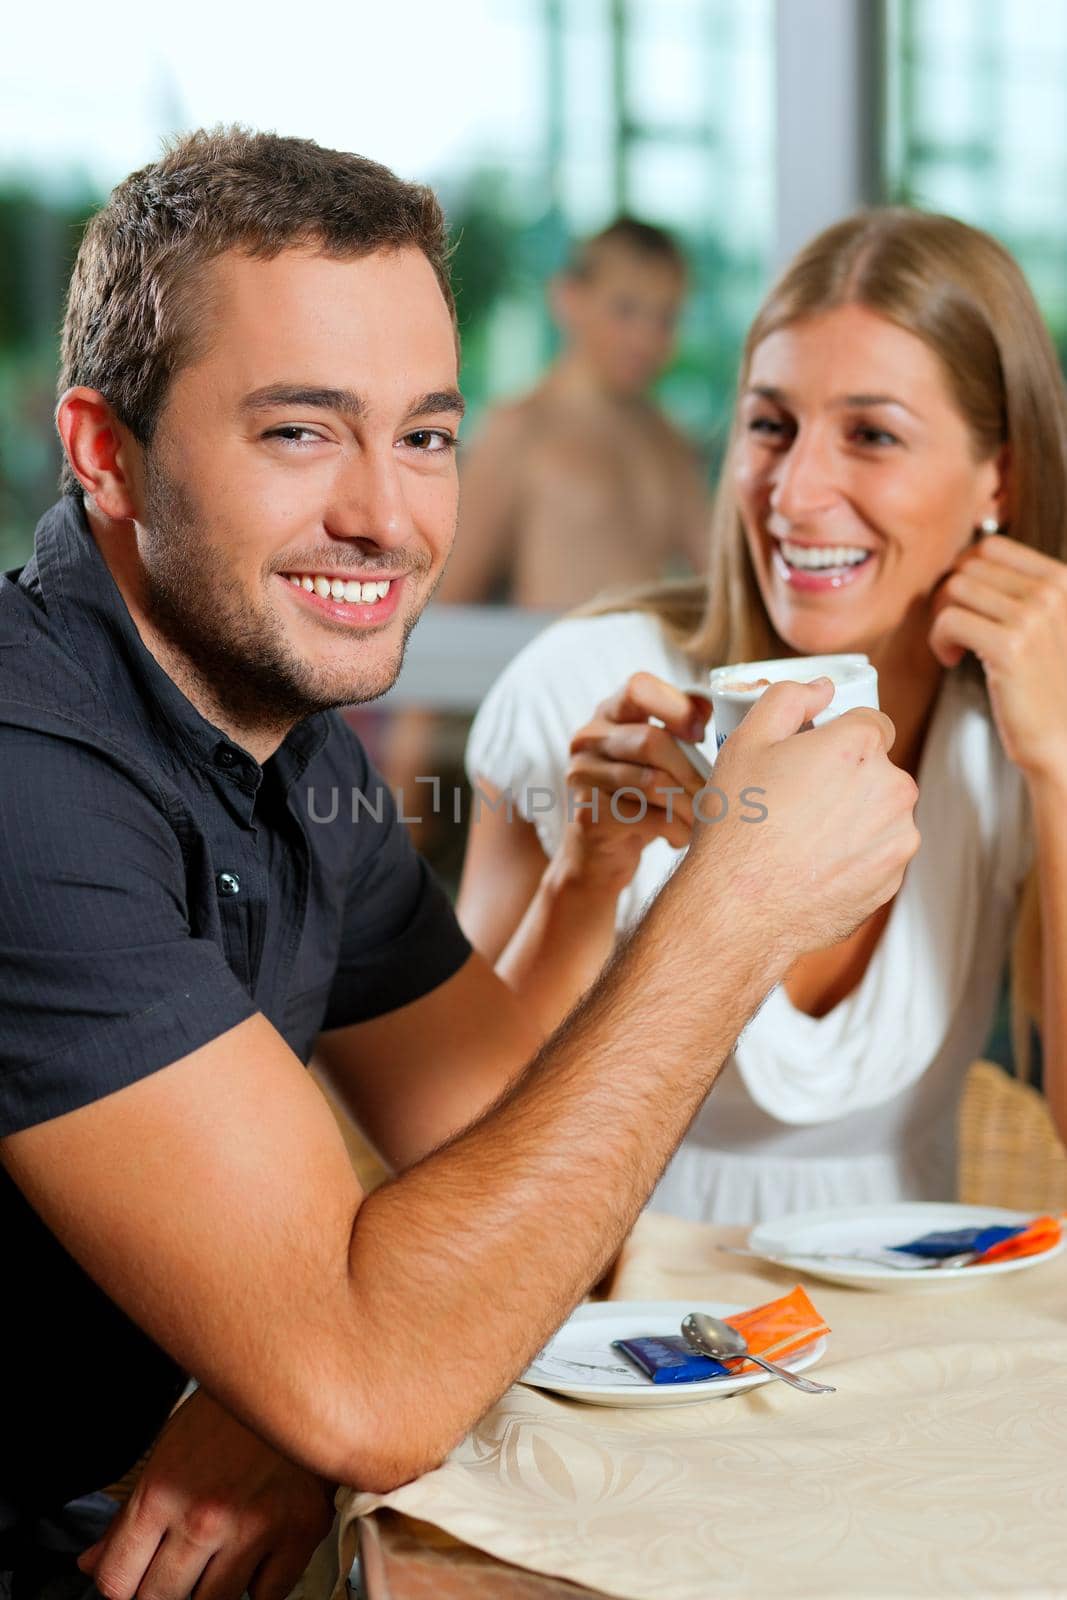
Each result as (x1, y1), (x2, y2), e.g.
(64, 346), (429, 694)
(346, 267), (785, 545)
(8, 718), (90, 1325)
(439, 216), (710, 608)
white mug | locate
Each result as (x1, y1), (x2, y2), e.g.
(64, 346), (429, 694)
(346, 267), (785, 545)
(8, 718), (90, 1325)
(708, 654), (879, 750)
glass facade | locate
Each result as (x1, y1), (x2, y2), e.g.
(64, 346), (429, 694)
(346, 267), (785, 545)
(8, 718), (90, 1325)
(446, 0), (775, 451)
(0, 0), (775, 563)
(10, 4), (1064, 588)
(885, 0), (1067, 354)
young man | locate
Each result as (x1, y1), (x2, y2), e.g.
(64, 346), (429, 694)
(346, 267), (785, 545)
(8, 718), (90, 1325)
(0, 129), (919, 1600)
(438, 218), (710, 608)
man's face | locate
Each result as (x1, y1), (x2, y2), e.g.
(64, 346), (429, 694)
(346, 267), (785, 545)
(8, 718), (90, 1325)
(135, 246), (461, 726)
(559, 252), (686, 396)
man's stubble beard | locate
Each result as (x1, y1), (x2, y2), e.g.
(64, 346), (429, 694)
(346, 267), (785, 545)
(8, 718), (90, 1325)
(140, 455), (433, 741)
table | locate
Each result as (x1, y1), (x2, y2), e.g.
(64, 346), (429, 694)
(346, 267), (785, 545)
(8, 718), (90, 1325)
(351, 1513), (604, 1597)
(325, 1214), (1067, 1600)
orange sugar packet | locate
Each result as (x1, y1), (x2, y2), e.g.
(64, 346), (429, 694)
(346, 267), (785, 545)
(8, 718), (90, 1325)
(976, 1212), (1065, 1265)
(723, 1285), (830, 1374)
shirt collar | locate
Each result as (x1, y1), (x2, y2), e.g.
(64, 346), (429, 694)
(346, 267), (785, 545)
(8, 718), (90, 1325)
(24, 497), (328, 820)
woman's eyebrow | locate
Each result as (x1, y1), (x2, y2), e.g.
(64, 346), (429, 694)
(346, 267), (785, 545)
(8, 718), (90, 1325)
(744, 384), (921, 420)
(832, 392), (920, 417)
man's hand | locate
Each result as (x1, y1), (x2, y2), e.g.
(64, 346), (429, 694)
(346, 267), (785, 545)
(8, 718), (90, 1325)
(698, 677), (919, 962)
(77, 1387), (335, 1600)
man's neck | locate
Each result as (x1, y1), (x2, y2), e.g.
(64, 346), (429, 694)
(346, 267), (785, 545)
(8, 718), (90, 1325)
(86, 504), (292, 765)
(543, 354), (644, 409)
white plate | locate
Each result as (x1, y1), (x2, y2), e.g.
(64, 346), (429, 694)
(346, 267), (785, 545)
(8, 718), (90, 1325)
(520, 1300), (829, 1406)
(748, 1202), (1065, 1292)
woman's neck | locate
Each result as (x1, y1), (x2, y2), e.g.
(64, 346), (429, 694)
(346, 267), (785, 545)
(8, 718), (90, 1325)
(864, 625), (945, 778)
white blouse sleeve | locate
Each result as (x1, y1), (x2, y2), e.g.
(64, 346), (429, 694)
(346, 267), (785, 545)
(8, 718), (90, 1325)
(465, 612), (683, 861)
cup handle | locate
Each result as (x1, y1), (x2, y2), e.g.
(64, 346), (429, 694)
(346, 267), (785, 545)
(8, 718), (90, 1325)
(674, 738), (714, 780)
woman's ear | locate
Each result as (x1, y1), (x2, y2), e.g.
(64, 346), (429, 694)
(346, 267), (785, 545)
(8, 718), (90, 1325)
(991, 441), (1012, 525)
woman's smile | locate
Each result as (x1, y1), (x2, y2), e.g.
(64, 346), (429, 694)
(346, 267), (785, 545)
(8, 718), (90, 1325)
(769, 534), (877, 592)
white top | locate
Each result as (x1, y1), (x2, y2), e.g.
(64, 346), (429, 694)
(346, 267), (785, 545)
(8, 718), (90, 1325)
(466, 611), (1034, 1225)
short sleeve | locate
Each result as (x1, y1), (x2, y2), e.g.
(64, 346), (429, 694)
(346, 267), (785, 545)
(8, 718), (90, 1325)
(464, 611), (687, 858)
(0, 729), (256, 1135)
(319, 739), (471, 1030)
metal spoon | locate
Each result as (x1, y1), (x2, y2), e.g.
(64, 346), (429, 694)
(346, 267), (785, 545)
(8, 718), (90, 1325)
(681, 1312), (836, 1395)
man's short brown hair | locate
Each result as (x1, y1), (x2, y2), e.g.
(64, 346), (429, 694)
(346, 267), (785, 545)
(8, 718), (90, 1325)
(565, 216), (688, 283)
(58, 126), (454, 495)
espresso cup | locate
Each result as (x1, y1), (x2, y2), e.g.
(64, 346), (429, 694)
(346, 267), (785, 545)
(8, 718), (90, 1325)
(708, 654), (879, 749)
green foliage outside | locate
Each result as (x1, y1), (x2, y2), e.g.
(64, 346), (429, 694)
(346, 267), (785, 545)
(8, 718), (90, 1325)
(0, 186), (97, 567)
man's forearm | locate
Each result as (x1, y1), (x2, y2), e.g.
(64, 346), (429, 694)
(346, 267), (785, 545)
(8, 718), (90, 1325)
(163, 686), (910, 1495)
(327, 861), (781, 1489)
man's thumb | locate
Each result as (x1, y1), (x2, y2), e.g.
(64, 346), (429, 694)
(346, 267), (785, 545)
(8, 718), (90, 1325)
(737, 677), (835, 743)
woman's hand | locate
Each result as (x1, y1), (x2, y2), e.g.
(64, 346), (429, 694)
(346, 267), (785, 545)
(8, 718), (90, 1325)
(557, 671), (712, 894)
(930, 534), (1067, 787)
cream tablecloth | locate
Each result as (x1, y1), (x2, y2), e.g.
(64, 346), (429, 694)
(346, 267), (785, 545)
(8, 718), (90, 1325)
(322, 1213), (1067, 1599)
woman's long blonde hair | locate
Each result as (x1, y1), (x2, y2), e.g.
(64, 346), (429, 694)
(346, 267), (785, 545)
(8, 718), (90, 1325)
(585, 208), (1067, 1076)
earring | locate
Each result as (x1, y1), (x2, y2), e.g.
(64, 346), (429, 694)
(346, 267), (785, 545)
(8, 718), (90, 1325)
(979, 516), (1000, 536)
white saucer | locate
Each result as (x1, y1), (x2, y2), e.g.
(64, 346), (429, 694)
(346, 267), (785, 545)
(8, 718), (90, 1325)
(521, 1299), (828, 1406)
(748, 1202), (1064, 1292)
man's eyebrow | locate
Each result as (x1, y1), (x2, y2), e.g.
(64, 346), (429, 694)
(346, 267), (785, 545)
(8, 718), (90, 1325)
(745, 384), (920, 418)
(403, 389), (466, 422)
(237, 385), (466, 422)
(239, 385), (368, 417)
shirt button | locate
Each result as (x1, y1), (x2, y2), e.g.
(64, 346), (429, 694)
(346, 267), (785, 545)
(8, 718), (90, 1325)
(216, 871), (241, 897)
(216, 747), (237, 768)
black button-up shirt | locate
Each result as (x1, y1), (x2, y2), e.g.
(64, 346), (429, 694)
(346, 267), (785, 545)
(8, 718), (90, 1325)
(0, 497), (470, 1531)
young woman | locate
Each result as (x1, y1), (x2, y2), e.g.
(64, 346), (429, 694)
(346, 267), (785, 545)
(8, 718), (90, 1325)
(456, 208), (1067, 1224)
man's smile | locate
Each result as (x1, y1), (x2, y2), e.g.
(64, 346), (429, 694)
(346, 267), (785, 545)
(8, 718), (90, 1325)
(277, 569), (405, 627)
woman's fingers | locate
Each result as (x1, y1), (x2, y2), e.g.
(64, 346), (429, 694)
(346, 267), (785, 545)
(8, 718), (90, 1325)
(595, 671), (711, 740)
(928, 602), (1006, 669)
(570, 720), (708, 794)
(566, 754), (695, 822)
(938, 572), (1022, 625)
(558, 675), (713, 882)
(974, 532), (1067, 581)
(575, 799), (692, 852)
(936, 562), (1032, 624)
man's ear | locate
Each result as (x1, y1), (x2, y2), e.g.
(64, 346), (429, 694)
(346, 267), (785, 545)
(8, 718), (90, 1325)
(55, 388), (140, 522)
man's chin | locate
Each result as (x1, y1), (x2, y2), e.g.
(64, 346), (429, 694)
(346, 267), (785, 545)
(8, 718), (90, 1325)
(314, 638), (410, 710)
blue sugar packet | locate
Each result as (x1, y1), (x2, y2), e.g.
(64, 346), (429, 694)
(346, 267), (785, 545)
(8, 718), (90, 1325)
(889, 1223), (1027, 1259)
(613, 1334), (729, 1384)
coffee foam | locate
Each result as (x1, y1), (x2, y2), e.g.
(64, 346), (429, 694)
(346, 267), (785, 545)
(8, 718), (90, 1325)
(709, 654), (871, 699)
